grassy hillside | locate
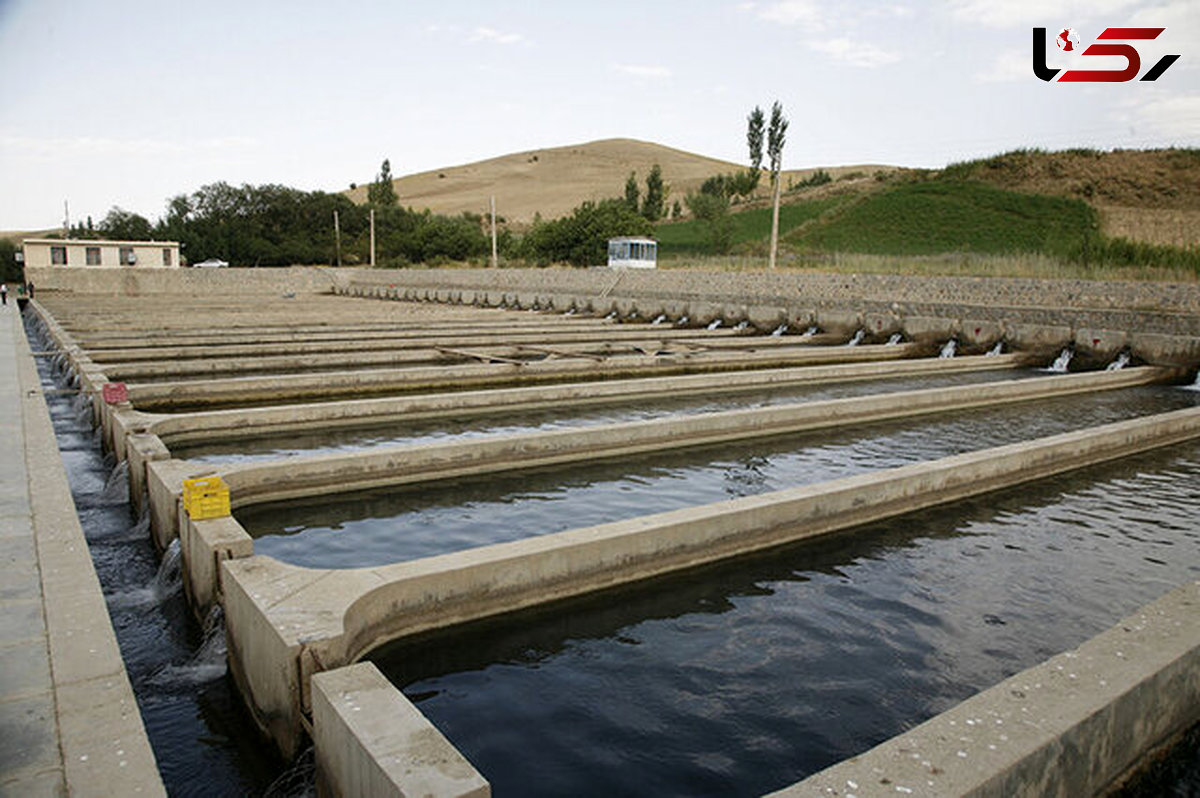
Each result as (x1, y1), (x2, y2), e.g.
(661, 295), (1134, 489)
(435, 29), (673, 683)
(656, 166), (1200, 275)
(655, 197), (843, 255)
(789, 181), (1094, 257)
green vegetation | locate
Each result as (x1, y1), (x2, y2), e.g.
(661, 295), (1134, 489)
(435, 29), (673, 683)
(790, 181), (1094, 256)
(662, 171), (1200, 275)
(0, 239), (22, 283)
(517, 198), (651, 266)
(658, 197), (840, 256)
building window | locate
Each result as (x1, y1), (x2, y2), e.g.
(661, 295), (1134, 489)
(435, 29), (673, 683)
(50, 246), (67, 265)
(119, 247), (136, 265)
(86, 247), (101, 266)
(162, 248), (172, 266)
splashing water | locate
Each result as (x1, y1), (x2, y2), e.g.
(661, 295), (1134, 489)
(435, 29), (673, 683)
(771, 324), (788, 337)
(676, 316), (690, 326)
(605, 311), (617, 320)
(987, 341), (1004, 356)
(707, 319), (723, 330)
(262, 746), (316, 798)
(801, 326), (818, 338)
(1046, 348), (1073, 373)
(886, 333), (903, 346)
(99, 460), (130, 505)
(106, 539), (182, 609)
(565, 308), (577, 316)
(734, 321), (750, 331)
(939, 340), (957, 359)
(846, 329), (865, 347)
(652, 314), (667, 325)
(150, 605), (228, 687)
(1106, 352), (1131, 371)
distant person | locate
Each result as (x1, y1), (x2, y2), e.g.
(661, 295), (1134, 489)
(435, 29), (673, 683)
(26, 281), (34, 299)
(1, 283), (7, 306)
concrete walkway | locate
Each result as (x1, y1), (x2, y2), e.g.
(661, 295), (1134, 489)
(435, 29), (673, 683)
(0, 304), (163, 796)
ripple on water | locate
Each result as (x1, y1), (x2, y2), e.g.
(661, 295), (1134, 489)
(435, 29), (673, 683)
(371, 443), (1200, 797)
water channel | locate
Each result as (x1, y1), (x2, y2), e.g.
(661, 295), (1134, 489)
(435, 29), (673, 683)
(25, 316), (296, 797)
(25, 304), (1200, 796)
(176, 366), (1044, 464)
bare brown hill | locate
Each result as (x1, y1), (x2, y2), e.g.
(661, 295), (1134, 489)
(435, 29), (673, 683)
(346, 138), (895, 226)
(941, 148), (1200, 248)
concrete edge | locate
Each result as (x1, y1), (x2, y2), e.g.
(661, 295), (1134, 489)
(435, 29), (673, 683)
(14, 309), (165, 796)
(771, 580), (1200, 797)
(218, 405), (1200, 757)
(311, 662), (490, 798)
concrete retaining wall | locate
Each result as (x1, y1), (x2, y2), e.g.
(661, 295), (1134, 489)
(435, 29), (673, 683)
(775, 580), (1200, 797)
(220, 406), (1200, 757)
(337, 268), (1200, 364)
(311, 663), (490, 798)
(26, 265), (345, 296)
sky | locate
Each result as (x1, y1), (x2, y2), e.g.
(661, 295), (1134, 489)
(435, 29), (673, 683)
(0, 0), (1196, 230)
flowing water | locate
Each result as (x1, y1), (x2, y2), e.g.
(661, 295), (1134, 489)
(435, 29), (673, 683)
(237, 385), (1200, 569)
(24, 309), (1200, 795)
(176, 367), (1047, 464)
(369, 439), (1200, 797)
(24, 316), (289, 797)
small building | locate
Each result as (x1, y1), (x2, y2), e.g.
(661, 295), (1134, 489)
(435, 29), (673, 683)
(21, 238), (181, 269)
(607, 237), (657, 269)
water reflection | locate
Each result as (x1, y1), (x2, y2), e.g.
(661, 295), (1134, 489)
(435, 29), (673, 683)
(371, 443), (1200, 797)
(239, 385), (1200, 569)
(178, 368), (1044, 464)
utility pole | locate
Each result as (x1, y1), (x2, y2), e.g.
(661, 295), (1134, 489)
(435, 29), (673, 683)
(63, 200), (70, 237)
(490, 195), (498, 268)
(333, 210), (343, 268)
(369, 208), (376, 268)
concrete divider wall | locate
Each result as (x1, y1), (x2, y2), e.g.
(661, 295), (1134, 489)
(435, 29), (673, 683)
(218, 406), (1200, 757)
(336, 268), (1200, 363)
(776, 580), (1200, 797)
(311, 663), (490, 798)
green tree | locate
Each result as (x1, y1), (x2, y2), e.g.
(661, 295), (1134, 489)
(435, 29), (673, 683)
(641, 164), (667, 222)
(766, 101), (788, 268)
(746, 106), (765, 194)
(0, 239), (22, 283)
(624, 171), (640, 214)
(519, 198), (652, 266)
(684, 191), (733, 253)
(98, 207), (154, 240)
(368, 159), (399, 207)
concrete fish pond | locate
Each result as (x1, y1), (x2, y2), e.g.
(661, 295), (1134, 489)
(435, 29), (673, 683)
(12, 264), (1200, 797)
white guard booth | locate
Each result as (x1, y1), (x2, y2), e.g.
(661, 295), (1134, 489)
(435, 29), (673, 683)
(607, 237), (657, 269)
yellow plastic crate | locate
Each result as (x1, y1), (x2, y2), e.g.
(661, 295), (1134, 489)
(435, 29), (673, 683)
(183, 476), (231, 520)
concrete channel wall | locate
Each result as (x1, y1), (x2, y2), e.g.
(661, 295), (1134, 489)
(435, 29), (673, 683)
(775, 580), (1200, 798)
(28, 264), (1200, 364)
(336, 267), (1200, 366)
(149, 366), (1165, 561)
(22, 268), (1200, 796)
(218, 406), (1200, 768)
(6, 311), (164, 796)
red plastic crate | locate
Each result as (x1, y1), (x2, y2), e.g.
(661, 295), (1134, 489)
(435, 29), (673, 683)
(102, 382), (128, 404)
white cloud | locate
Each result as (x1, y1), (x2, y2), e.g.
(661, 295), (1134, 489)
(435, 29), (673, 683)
(808, 37), (900, 67)
(469, 26), (524, 45)
(945, 0), (1141, 29)
(976, 48), (1031, 82)
(1118, 93), (1200, 139)
(757, 0), (824, 27)
(612, 64), (673, 78)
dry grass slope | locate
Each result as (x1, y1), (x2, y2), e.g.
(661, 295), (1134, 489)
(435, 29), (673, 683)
(345, 138), (894, 226)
